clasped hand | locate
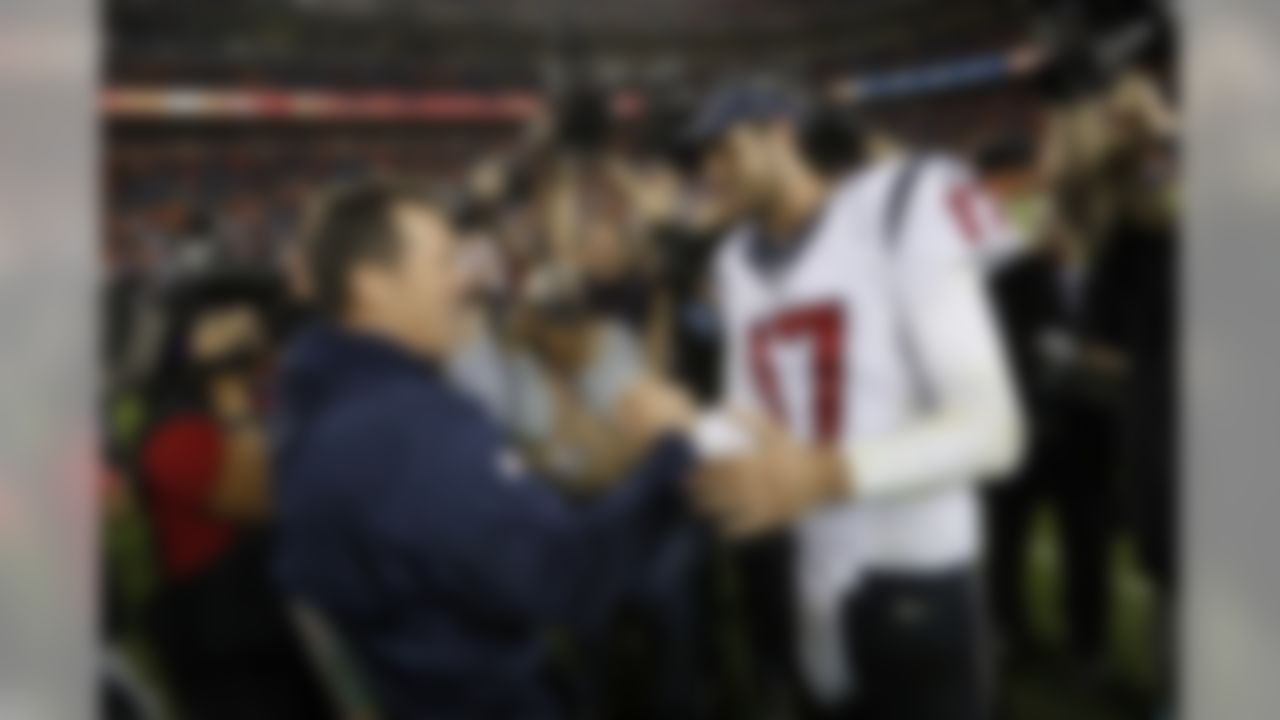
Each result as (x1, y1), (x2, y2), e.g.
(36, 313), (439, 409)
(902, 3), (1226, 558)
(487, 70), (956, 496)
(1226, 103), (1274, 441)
(615, 377), (852, 539)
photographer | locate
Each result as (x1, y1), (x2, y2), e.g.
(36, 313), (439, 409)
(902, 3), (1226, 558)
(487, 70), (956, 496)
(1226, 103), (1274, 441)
(985, 1), (1178, 704)
(619, 111), (729, 401)
(138, 282), (327, 720)
(508, 267), (642, 496)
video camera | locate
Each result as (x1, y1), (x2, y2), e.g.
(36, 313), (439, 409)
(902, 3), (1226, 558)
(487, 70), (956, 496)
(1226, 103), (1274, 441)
(159, 260), (291, 381)
(1033, 0), (1175, 102)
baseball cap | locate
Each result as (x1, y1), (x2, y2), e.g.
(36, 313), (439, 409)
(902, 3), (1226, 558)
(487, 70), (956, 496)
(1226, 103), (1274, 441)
(684, 76), (810, 147)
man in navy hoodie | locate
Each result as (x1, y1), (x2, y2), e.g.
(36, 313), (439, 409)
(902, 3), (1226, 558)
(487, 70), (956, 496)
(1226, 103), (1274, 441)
(271, 181), (700, 719)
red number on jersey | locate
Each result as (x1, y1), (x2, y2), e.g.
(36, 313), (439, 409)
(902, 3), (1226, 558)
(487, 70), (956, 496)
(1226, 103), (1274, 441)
(749, 301), (847, 441)
(946, 182), (989, 246)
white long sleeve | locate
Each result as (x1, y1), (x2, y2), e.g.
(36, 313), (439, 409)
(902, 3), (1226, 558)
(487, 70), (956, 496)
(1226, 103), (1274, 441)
(846, 163), (1025, 500)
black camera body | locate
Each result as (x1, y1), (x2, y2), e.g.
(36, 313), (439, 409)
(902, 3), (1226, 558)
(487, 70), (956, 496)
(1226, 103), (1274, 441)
(163, 264), (289, 379)
(1033, 0), (1173, 102)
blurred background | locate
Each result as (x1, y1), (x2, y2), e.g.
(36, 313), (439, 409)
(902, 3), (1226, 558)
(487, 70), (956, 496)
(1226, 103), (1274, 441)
(98, 0), (1178, 718)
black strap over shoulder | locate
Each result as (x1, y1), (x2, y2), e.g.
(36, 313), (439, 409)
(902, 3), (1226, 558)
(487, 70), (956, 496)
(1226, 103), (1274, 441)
(881, 153), (935, 409)
(883, 154), (928, 250)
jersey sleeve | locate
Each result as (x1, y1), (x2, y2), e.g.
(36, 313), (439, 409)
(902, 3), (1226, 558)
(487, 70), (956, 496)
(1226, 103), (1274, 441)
(896, 161), (985, 270)
(844, 161), (1026, 499)
(901, 159), (1016, 270)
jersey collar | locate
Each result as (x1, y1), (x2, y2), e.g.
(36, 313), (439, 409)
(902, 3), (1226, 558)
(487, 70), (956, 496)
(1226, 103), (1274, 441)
(746, 201), (831, 280)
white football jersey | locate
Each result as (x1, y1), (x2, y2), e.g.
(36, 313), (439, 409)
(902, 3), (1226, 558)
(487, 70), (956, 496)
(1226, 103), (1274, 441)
(713, 153), (1021, 698)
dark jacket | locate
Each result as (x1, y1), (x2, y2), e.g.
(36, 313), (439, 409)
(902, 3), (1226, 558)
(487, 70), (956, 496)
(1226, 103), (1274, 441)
(271, 324), (693, 719)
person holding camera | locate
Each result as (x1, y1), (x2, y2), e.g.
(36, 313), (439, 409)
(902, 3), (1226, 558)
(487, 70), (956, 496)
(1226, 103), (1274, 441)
(138, 296), (328, 720)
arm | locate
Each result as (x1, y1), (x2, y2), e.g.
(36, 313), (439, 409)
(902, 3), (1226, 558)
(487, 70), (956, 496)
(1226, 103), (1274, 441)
(543, 377), (631, 494)
(376, 389), (695, 629)
(188, 304), (271, 521)
(141, 387), (270, 526)
(691, 165), (1025, 538)
(644, 289), (674, 373)
(207, 374), (271, 520)
(845, 164), (1025, 499)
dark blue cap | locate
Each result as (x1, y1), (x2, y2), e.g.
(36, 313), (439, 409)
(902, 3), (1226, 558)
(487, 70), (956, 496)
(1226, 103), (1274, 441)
(685, 77), (809, 146)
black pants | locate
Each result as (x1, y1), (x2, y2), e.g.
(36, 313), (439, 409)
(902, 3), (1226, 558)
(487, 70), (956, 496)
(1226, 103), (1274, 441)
(987, 463), (1041, 652)
(988, 406), (1118, 663)
(806, 567), (989, 720)
(731, 531), (814, 720)
(149, 541), (332, 720)
(1054, 408), (1119, 662)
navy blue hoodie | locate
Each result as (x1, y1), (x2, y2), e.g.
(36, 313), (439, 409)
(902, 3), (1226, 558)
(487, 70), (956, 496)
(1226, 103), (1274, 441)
(271, 324), (693, 719)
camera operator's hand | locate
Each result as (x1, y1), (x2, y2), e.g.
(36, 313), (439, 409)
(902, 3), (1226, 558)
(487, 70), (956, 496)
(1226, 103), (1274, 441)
(189, 304), (265, 365)
(545, 378), (629, 494)
(183, 304), (273, 521)
(188, 303), (268, 425)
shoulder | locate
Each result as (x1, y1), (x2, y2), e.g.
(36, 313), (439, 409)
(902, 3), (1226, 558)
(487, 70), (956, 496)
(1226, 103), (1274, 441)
(141, 412), (222, 494)
(911, 153), (977, 207)
(145, 411), (220, 451)
(877, 152), (992, 264)
(845, 154), (906, 197)
(839, 154), (918, 206)
(332, 374), (436, 428)
(870, 152), (968, 212)
(298, 374), (509, 504)
(819, 154), (930, 239)
(317, 373), (495, 462)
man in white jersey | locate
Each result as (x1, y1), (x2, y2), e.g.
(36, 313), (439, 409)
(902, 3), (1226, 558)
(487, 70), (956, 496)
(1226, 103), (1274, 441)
(685, 80), (1025, 719)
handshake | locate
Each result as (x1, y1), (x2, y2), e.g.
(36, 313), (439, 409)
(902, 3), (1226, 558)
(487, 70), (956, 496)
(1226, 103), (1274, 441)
(616, 376), (852, 539)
